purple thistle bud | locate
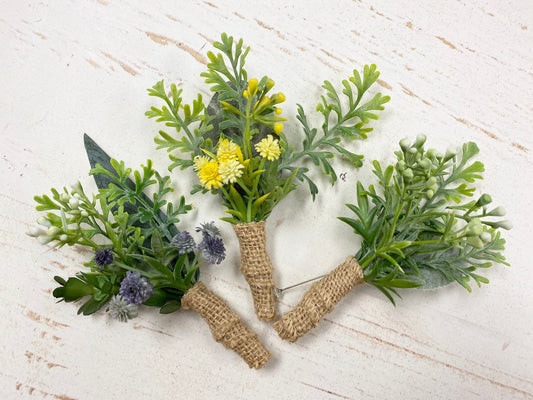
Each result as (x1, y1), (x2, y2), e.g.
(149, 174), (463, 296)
(95, 248), (113, 270)
(171, 231), (197, 255)
(199, 236), (226, 265)
(195, 221), (221, 239)
(119, 271), (154, 305)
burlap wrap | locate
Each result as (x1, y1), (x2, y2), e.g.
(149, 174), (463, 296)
(181, 281), (272, 369)
(273, 256), (364, 342)
(233, 221), (276, 321)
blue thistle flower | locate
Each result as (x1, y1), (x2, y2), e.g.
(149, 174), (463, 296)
(95, 248), (113, 270)
(119, 271), (154, 305)
(171, 231), (197, 255)
(107, 295), (138, 322)
(199, 236), (226, 265)
(195, 221), (221, 238)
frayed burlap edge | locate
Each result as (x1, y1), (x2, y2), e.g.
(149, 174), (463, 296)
(181, 281), (272, 369)
(233, 221), (276, 321)
(273, 256), (364, 342)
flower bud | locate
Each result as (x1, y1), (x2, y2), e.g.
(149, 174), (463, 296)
(427, 176), (437, 186)
(81, 210), (89, 217)
(266, 78), (275, 91)
(59, 234), (68, 241)
(243, 90), (250, 99)
(399, 138), (410, 151)
(274, 123), (283, 134)
(426, 189), (434, 199)
(257, 96), (270, 109)
(47, 226), (61, 237)
(37, 235), (54, 245)
(414, 134), (427, 148)
(466, 219), (483, 236)
(403, 168), (414, 181)
(444, 148), (456, 161)
(248, 78), (258, 94)
(494, 220), (513, 230)
(275, 108), (282, 115)
(487, 206), (506, 217)
(480, 232), (492, 243)
(476, 194), (492, 207)
(69, 197), (79, 209)
(396, 160), (406, 171)
(37, 216), (52, 227)
(467, 236), (484, 249)
(426, 148), (438, 159)
(408, 147), (418, 154)
(271, 92), (286, 104)
(27, 226), (45, 237)
(60, 193), (70, 202)
(70, 181), (83, 193)
(419, 158), (431, 170)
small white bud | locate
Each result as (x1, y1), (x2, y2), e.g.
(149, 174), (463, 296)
(408, 147), (418, 154)
(73, 193), (81, 199)
(427, 176), (437, 186)
(69, 197), (79, 209)
(37, 235), (53, 245)
(496, 220), (513, 230)
(426, 189), (434, 199)
(70, 181), (83, 193)
(27, 226), (45, 237)
(59, 234), (68, 241)
(488, 206), (506, 217)
(60, 193), (70, 202)
(480, 232), (492, 243)
(444, 148), (456, 161)
(47, 226), (61, 236)
(81, 210), (89, 217)
(37, 216), (51, 227)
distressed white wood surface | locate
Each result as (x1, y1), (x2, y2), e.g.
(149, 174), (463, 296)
(2, 1), (532, 399)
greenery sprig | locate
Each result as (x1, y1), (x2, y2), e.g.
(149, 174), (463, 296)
(146, 33), (389, 223)
(339, 136), (510, 304)
(30, 160), (226, 317)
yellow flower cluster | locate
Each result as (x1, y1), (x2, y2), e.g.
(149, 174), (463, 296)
(195, 139), (245, 189)
(255, 135), (281, 161)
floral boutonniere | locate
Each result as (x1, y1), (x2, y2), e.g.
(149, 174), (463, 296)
(274, 137), (511, 342)
(28, 140), (271, 369)
(147, 33), (390, 321)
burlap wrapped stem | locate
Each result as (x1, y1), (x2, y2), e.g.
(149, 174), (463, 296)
(233, 221), (277, 321)
(273, 257), (364, 342)
(181, 281), (272, 369)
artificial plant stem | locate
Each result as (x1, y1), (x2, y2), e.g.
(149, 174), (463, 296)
(181, 281), (271, 369)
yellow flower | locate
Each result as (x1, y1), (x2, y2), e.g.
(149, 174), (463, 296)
(218, 160), (244, 184)
(248, 78), (258, 95)
(275, 108), (282, 115)
(271, 92), (286, 104)
(193, 155), (210, 171)
(274, 123), (283, 134)
(198, 161), (223, 190)
(255, 135), (281, 161)
(217, 138), (242, 163)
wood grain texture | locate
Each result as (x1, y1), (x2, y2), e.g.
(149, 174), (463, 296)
(1, 0), (532, 399)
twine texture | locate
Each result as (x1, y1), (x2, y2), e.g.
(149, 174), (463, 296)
(181, 281), (272, 369)
(273, 256), (364, 342)
(233, 221), (276, 321)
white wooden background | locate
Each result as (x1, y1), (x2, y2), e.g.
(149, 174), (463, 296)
(2, 1), (532, 399)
